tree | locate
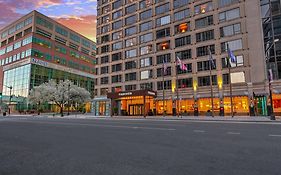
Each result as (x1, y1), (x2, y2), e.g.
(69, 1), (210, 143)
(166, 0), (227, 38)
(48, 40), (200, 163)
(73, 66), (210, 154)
(28, 79), (91, 116)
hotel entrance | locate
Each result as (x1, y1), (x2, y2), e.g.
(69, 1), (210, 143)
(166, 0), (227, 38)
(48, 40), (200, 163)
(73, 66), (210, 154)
(107, 90), (157, 116)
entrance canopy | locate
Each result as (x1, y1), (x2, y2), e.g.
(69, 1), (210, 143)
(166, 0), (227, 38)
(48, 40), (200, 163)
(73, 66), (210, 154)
(107, 90), (157, 99)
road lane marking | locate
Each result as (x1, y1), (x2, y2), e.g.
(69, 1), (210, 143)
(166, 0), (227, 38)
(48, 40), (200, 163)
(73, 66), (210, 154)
(227, 132), (240, 135)
(193, 130), (205, 133)
(2, 120), (176, 131)
(269, 134), (281, 137)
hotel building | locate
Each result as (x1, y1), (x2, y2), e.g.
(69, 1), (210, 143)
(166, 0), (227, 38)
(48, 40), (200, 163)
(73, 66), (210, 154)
(94, 0), (281, 116)
(0, 11), (96, 112)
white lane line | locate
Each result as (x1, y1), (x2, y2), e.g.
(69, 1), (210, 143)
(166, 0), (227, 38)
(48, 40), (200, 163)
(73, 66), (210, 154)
(269, 134), (281, 137)
(5, 120), (176, 131)
(193, 130), (205, 133)
(227, 132), (241, 135)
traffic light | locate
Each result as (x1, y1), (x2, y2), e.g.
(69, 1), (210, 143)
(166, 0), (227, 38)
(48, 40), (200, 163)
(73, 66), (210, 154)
(0, 92), (2, 98)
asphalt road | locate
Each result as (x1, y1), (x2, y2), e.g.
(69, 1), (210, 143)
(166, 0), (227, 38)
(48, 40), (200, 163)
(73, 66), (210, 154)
(0, 116), (281, 175)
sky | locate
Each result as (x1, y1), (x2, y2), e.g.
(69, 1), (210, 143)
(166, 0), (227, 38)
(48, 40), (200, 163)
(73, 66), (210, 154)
(0, 0), (97, 41)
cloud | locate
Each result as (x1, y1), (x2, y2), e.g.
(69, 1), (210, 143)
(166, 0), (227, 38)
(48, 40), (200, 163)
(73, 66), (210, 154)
(55, 15), (97, 42)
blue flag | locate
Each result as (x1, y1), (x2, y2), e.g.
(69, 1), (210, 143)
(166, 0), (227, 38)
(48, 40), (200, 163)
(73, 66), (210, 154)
(227, 45), (236, 63)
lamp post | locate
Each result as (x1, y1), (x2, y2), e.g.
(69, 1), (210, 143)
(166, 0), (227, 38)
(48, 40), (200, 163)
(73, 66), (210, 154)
(3, 85), (13, 115)
(265, 38), (279, 120)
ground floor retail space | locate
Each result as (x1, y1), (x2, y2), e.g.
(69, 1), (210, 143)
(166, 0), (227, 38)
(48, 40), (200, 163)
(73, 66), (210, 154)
(92, 91), (281, 117)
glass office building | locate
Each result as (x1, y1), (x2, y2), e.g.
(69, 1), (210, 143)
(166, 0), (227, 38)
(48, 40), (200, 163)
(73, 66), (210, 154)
(0, 11), (96, 112)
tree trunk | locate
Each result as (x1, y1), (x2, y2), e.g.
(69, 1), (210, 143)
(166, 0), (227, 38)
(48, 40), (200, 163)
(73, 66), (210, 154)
(60, 104), (64, 117)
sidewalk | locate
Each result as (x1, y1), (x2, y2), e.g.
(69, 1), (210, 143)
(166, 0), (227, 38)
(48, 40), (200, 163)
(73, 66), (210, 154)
(26, 113), (281, 122)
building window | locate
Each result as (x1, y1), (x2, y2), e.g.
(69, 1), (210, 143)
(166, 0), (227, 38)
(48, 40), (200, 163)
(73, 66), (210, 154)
(140, 9), (152, 20)
(101, 55), (109, 64)
(140, 0), (152, 9)
(220, 23), (241, 37)
(174, 9), (190, 21)
(100, 45), (109, 54)
(196, 30), (214, 42)
(155, 3), (170, 15)
(125, 15), (137, 25)
(113, 10), (122, 20)
(219, 8), (240, 22)
(140, 57), (153, 67)
(175, 35), (191, 47)
(112, 63), (122, 72)
(197, 60), (216, 71)
(195, 15), (213, 29)
(174, 0), (189, 9)
(101, 66), (109, 74)
(112, 75), (122, 83)
(140, 21), (153, 32)
(101, 35), (110, 43)
(156, 15), (171, 27)
(157, 80), (171, 90)
(125, 37), (137, 47)
(112, 20), (122, 30)
(125, 49), (137, 58)
(221, 39), (243, 52)
(125, 26), (137, 36)
(112, 41), (123, 51)
(125, 61), (137, 70)
(112, 52), (122, 61)
(126, 4), (136, 14)
(112, 0), (123, 10)
(100, 88), (109, 96)
(176, 49), (192, 60)
(125, 84), (137, 91)
(101, 25), (109, 34)
(194, 2), (213, 15)
(125, 72), (137, 81)
(177, 78), (192, 88)
(140, 70), (153, 80)
(175, 22), (190, 34)
(218, 0), (239, 8)
(156, 28), (170, 39)
(157, 54), (171, 64)
(221, 55), (244, 68)
(157, 67), (171, 77)
(140, 82), (153, 90)
(157, 41), (170, 51)
(140, 45), (153, 55)
(140, 33), (153, 43)
(101, 77), (109, 85)
(177, 63), (192, 74)
(112, 31), (122, 40)
(198, 75), (217, 86)
(196, 45), (215, 57)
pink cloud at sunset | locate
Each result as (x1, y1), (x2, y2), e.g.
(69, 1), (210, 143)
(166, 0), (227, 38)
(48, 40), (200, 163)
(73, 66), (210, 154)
(0, 0), (97, 41)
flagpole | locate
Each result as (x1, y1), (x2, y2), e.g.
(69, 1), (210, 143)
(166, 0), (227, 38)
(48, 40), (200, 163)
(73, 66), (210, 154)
(176, 61), (179, 118)
(227, 44), (234, 118)
(209, 46), (214, 117)
(162, 61), (165, 117)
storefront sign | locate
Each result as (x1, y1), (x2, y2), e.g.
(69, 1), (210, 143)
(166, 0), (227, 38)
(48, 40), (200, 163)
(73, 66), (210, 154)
(31, 58), (48, 67)
(118, 92), (133, 96)
(148, 91), (156, 96)
(108, 90), (157, 99)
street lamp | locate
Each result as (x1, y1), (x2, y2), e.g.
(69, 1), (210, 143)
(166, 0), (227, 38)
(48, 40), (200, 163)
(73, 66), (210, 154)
(265, 38), (279, 120)
(3, 85), (12, 115)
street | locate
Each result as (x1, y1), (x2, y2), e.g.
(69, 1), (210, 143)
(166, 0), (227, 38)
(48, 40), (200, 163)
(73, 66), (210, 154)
(0, 116), (281, 175)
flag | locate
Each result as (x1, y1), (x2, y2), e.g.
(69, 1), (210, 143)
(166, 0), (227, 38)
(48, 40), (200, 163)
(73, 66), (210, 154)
(227, 44), (236, 63)
(163, 59), (168, 75)
(208, 47), (216, 69)
(176, 56), (187, 71)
